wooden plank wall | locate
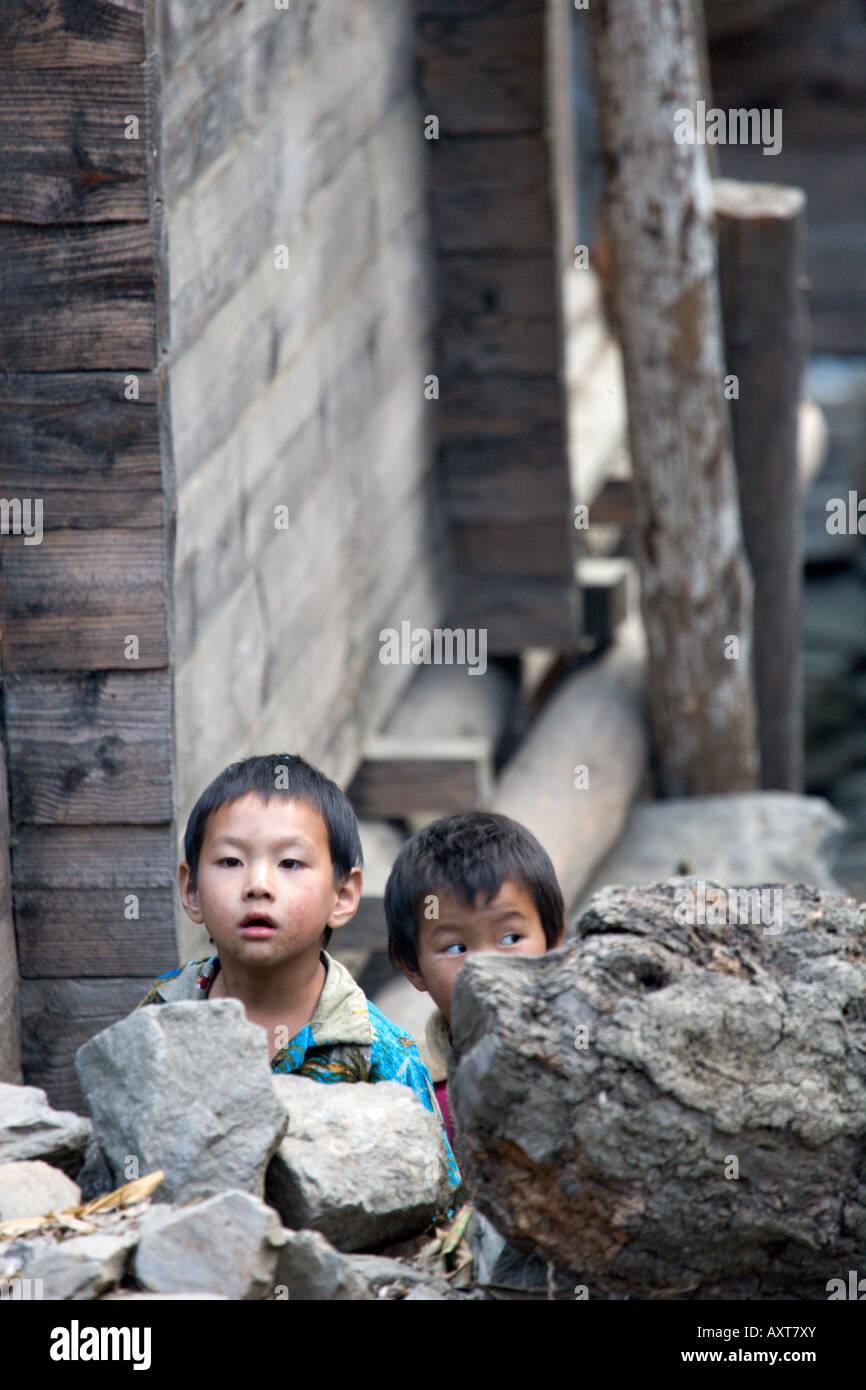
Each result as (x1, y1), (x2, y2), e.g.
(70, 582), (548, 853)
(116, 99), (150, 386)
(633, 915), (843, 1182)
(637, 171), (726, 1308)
(160, 0), (450, 964)
(708, 0), (866, 354)
(0, 0), (177, 1111)
(414, 0), (578, 651)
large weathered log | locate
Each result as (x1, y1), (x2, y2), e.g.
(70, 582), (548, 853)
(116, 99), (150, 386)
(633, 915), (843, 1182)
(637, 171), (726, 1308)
(715, 178), (808, 791)
(449, 881), (866, 1298)
(587, 0), (760, 795)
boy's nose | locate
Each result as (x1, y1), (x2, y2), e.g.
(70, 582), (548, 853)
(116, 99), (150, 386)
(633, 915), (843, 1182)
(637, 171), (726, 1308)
(243, 863), (276, 896)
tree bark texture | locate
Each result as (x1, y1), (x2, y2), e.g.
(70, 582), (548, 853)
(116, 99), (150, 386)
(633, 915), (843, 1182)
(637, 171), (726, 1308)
(587, 0), (760, 795)
(449, 881), (866, 1297)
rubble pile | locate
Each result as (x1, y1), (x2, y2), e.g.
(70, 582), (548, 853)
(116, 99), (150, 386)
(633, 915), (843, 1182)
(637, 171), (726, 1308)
(7, 879), (865, 1301)
(0, 1003), (468, 1301)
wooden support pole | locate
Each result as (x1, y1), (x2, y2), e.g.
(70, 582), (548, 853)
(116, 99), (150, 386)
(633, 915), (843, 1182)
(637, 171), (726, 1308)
(715, 179), (808, 791)
(587, 0), (760, 796)
(0, 738), (23, 1083)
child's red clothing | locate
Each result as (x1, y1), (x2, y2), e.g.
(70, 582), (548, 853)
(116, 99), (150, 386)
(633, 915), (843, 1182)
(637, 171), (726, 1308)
(433, 1078), (454, 1147)
(425, 1009), (455, 1147)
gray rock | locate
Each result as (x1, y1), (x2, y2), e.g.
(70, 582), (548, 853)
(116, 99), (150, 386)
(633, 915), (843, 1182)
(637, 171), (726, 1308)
(74, 1135), (115, 1203)
(74, 999), (287, 1203)
(575, 792), (846, 920)
(135, 1190), (287, 1300)
(274, 1229), (374, 1300)
(450, 881), (866, 1299)
(0, 1160), (81, 1221)
(7, 1231), (137, 1300)
(101, 1291), (228, 1300)
(0, 1082), (92, 1175)
(344, 1253), (468, 1301)
(272, 1228), (474, 1301)
(468, 1208), (573, 1294)
(266, 1074), (452, 1252)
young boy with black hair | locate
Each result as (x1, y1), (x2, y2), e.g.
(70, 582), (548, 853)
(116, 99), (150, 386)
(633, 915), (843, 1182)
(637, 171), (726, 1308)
(385, 810), (566, 1146)
(138, 753), (459, 1184)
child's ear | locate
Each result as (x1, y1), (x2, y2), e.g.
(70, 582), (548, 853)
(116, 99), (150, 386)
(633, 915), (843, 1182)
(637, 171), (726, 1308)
(398, 962), (429, 995)
(178, 862), (205, 924)
(328, 865), (362, 933)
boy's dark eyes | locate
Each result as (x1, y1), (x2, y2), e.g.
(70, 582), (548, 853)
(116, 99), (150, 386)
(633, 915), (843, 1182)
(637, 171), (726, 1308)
(215, 857), (301, 868)
(441, 933), (522, 955)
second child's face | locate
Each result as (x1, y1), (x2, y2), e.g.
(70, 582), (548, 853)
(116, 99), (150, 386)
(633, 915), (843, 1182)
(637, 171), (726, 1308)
(406, 879), (561, 1022)
(179, 793), (359, 971)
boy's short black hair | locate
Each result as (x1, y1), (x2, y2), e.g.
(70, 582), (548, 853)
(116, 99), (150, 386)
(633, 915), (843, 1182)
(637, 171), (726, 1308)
(183, 753), (363, 949)
(385, 810), (564, 972)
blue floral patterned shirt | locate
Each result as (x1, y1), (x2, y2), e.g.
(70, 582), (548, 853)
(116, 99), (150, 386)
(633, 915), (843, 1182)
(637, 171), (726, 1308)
(137, 950), (460, 1188)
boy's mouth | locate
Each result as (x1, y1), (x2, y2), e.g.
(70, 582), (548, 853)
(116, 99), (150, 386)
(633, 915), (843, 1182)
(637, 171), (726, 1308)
(239, 912), (278, 936)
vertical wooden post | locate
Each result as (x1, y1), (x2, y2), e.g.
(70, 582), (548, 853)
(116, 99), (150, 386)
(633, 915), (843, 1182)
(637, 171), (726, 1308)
(0, 735), (23, 1083)
(587, 0), (760, 795)
(715, 179), (808, 790)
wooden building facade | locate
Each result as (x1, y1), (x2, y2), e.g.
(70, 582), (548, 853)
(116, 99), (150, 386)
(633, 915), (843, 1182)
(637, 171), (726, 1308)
(0, 0), (579, 1110)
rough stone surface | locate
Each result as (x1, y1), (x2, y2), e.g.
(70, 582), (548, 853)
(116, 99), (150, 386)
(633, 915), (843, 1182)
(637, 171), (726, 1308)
(450, 881), (866, 1299)
(468, 1209), (573, 1295)
(101, 1291), (228, 1300)
(0, 1082), (92, 1175)
(344, 1253), (476, 1301)
(0, 1160), (81, 1221)
(74, 999), (287, 1202)
(5, 1231), (137, 1300)
(576, 792), (846, 920)
(74, 1135), (115, 1203)
(135, 1190), (287, 1300)
(272, 1228), (474, 1301)
(266, 1074), (451, 1252)
(274, 1229), (375, 1301)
